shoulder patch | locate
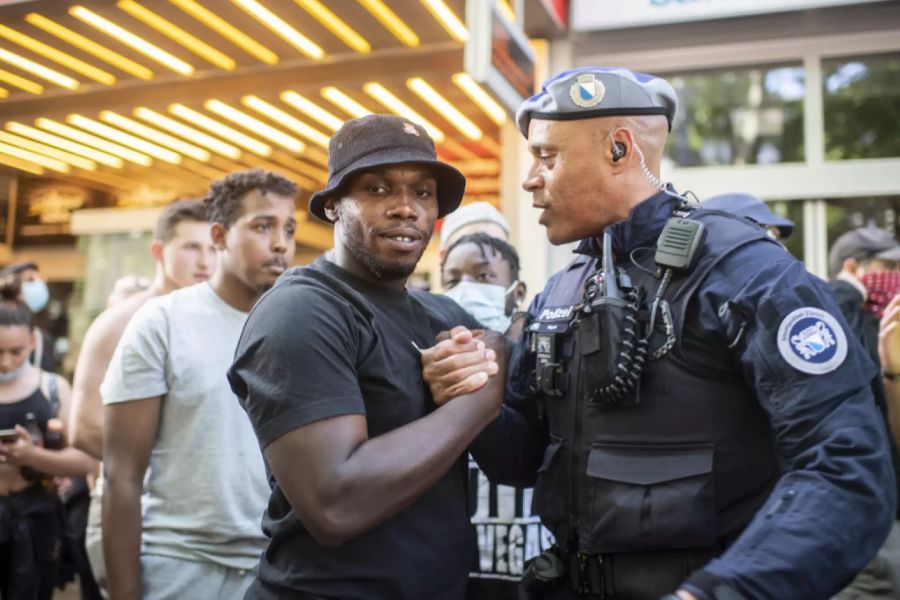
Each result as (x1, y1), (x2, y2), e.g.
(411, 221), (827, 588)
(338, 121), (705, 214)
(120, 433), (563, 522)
(776, 307), (847, 374)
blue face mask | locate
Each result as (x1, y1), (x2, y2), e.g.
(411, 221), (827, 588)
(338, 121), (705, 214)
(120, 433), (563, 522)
(0, 359), (30, 384)
(444, 281), (519, 333)
(22, 279), (49, 313)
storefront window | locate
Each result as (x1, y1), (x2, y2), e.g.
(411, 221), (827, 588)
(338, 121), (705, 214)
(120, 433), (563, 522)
(767, 200), (805, 263)
(823, 53), (900, 160)
(825, 195), (900, 274)
(664, 64), (805, 167)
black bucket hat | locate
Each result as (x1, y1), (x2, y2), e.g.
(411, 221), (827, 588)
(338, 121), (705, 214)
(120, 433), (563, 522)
(308, 114), (466, 223)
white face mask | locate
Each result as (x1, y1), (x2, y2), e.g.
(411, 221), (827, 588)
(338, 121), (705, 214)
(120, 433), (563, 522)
(445, 281), (519, 333)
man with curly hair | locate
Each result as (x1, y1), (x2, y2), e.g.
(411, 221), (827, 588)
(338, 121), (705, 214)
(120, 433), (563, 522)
(101, 170), (297, 600)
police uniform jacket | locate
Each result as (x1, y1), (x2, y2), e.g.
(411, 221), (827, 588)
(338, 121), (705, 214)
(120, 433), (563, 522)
(470, 190), (896, 599)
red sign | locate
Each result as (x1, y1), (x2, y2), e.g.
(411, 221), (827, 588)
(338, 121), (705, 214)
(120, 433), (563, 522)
(548, 0), (568, 25)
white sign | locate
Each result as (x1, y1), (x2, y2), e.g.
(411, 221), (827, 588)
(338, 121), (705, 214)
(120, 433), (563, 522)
(572, 0), (887, 31)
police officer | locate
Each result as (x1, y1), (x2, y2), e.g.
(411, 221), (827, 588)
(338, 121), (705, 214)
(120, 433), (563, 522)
(421, 67), (896, 599)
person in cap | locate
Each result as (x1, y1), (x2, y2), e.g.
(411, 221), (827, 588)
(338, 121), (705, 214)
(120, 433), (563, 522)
(0, 261), (57, 372)
(827, 227), (900, 599)
(829, 226), (900, 443)
(227, 114), (505, 599)
(420, 67), (894, 599)
(439, 200), (510, 253)
(703, 193), (794, 242)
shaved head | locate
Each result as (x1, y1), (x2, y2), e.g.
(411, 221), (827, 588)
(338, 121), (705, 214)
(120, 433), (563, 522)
(585, 115), (669, 169)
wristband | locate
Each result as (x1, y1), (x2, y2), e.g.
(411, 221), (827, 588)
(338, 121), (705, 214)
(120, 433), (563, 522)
(885, 371), (900, 381)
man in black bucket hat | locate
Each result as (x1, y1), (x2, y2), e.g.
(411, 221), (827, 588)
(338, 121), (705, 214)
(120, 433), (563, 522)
(228, 114), (506, 599)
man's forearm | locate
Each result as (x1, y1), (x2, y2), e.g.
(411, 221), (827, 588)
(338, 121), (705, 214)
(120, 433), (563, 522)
(103, 476), (143, 600)
(311, 387), (502, 545)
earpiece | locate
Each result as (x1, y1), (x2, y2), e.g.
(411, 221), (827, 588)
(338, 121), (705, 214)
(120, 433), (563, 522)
(612, 142), (626, 162)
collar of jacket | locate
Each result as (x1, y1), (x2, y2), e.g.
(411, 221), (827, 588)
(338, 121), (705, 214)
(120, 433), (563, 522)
(574, 188), (681, 261)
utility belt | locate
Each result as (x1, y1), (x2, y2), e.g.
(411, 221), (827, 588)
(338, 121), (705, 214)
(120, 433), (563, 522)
(521, 544), (722, 600)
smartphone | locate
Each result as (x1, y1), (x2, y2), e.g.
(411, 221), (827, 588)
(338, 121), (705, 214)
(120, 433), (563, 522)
(0, 428), (19, 444)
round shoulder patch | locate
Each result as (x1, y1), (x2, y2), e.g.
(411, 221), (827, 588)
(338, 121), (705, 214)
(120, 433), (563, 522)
(776, 307), (847, 375)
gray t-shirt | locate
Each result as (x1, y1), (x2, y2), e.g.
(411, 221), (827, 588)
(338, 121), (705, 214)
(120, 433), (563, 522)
(102, 283), (268, 570)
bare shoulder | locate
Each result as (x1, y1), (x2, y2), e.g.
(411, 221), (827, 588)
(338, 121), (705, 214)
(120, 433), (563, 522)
(80, 289), (159, 357)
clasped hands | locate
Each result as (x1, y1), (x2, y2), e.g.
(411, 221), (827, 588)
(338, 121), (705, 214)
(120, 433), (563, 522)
(421, 326), (507, 408)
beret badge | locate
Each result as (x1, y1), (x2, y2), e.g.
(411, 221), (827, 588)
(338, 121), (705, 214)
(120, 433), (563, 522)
(569, 73), (606, 108)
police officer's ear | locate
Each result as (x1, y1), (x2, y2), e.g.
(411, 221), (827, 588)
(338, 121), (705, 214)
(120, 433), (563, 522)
(608, 127), (636, 167)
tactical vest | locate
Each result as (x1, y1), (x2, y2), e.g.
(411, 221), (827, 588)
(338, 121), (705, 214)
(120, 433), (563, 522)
(527, 209), (780, 555)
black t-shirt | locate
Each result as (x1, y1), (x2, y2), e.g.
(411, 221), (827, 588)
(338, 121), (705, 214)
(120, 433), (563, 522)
(229, 258), (481, 600)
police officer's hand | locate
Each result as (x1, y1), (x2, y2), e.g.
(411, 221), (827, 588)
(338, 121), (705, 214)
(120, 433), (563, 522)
(421, 326), (502, 406)
(879, 294), (900, 373)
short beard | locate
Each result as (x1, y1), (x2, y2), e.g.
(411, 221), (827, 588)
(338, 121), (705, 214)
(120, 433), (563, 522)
(341, 208), (424, 281)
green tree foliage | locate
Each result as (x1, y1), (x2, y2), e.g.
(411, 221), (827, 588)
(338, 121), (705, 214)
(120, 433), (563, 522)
(664, 65), (805, 167)
(824, 53), (900, 160)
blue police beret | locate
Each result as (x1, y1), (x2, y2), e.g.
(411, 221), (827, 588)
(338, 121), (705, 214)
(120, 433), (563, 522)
(516, 67), (678, 137)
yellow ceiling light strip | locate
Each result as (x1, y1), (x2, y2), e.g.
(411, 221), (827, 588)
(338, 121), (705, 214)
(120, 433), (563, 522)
(363, 82), (445, 142)
(68, 114), (182, 164)
(5, 122), (124, 168)
(0, 141), (69, 173)
(420, 0), (468, 42)
(99, 111), (211, 162)
(25, 13), (154, 80)
(117, 0), (236, 71)
(452, 72), (506, 126)
(0, 24), (116, 85)
(180, 158), (228, 180)
(356, 0), (419, 47)
(0, 153), (44, 175)
(168, 0), (278, 65)
(230, 0), (324, 60)
(303, 148), (328, 167)
(407, 77), (483, 140)
(440, 137), (478, 159)
(320, 87), (372, 118)
(0, 48), (79, 90)
(0, 88), (7, 99)
(496, 0), (515, 23)
(270, 152), (328, 182)
(242, 96), (330, 147)
(0, 131), (96, 170)
(35, 118), (153, 165)
(205, 99), (306, 154)
(279, 91), (343, 131)
(168, 103), (272, 157)
(0, 68), (42, 94)
(292, 0), (370, 54)
(70, 6), (194, 76)
(133, 107), (242, 160)
(480, 137), (502, 156)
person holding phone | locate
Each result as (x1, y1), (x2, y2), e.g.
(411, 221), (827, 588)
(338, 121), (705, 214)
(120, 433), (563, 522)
(0, 276), (94, 599)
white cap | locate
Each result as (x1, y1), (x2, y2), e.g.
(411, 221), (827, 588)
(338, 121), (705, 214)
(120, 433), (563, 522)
(439, 201), (510, 249)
